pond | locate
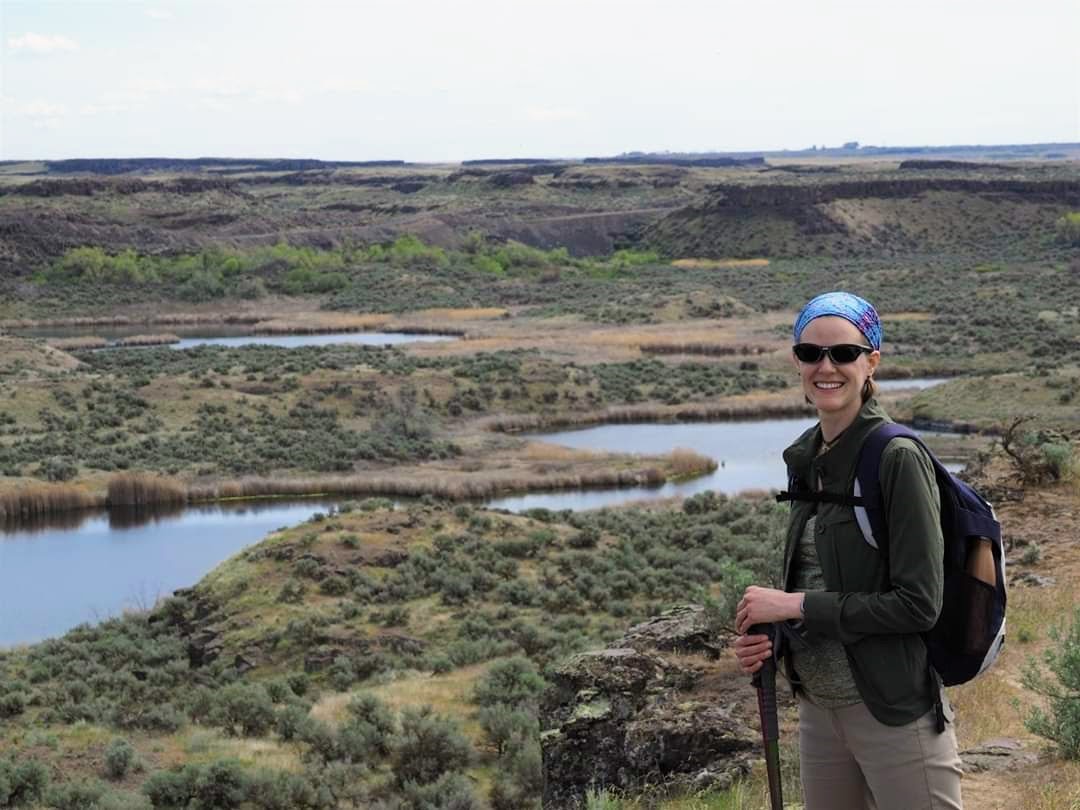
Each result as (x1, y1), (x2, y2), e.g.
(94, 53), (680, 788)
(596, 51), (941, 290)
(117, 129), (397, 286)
(10, 325), (456, 349)
(0, 417), (976, 646)
(875, 377), (949, 391)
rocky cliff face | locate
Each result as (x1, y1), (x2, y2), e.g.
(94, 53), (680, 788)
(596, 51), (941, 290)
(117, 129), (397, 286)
(540, 605), (760, 809)
(647, 178), (1080, 260)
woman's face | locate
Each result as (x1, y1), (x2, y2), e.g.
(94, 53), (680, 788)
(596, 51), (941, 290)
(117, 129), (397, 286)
(793, 316), (880, 422)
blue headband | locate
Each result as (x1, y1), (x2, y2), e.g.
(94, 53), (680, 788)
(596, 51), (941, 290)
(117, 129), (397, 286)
(793, 292), (882, 350)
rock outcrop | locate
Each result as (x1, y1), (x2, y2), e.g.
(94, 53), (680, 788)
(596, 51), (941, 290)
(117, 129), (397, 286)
(540, 605), (758, 809)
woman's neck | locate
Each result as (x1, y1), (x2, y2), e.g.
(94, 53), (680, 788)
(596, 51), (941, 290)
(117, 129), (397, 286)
(819, 406), (859, 444)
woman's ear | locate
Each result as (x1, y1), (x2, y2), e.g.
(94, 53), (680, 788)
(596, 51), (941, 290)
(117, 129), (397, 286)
(866, 350), (881, 377)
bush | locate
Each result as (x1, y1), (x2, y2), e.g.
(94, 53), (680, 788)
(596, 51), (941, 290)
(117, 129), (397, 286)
(0, 692), (26, 718)
(43, 779), (106, 810)
(0, 757), (49, 807)
(473, 657), (546, 709)
(210, 683), (276, 737)
(399, 772), (482, 810)
(1021, 606), (1080, 759)
(477, 704), (536, 757)
(392, 706), (473, 786)
(103, 738), (136, 780)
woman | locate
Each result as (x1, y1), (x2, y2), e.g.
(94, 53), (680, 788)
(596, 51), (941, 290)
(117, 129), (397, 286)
(732, 292), (963, 810)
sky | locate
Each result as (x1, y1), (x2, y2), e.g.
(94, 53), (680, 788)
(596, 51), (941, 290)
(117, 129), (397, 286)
(2, 0), (1078, 162)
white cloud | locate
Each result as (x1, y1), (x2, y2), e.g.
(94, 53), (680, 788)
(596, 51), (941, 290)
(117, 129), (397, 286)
(523, 106), (586, 123)
(79, 103), (129, 116)
(145, 8), (173, 20)
(10, 100), (67, 118)
(6, 32), (79, 54)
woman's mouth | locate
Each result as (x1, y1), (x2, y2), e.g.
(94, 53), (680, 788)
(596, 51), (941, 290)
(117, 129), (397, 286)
(814, 381), (844, 390)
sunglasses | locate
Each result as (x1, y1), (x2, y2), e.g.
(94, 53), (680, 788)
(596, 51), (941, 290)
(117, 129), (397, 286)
(792, 343), (873, 364)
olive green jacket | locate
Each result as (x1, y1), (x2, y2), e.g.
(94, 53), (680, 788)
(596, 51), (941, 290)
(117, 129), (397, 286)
(781, 399), (944, 726)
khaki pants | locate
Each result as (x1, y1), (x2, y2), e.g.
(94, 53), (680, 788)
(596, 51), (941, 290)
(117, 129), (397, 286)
(798, 697), (963, 810)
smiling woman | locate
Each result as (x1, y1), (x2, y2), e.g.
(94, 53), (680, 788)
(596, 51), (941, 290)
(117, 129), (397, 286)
(733, 291), (965, 810)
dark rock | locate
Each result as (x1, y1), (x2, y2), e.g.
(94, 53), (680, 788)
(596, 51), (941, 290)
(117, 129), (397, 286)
(618, 604), (728, 659)
(541, 607), (756, 809)
(960, 738), (1040, 773)
(1012, 571), (1056, 587)
(370, 548), (409, 568)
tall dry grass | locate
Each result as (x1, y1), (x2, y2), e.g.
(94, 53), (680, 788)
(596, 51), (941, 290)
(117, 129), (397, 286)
(668, 448), (718, 477)
(252, 313), (392, 334)
(409, 308), (508, 321)
(115, 334), (181, 347)
(489, 400), (813, 433)
(46, 336), (108, 351)
(187, 467), (668, 502)
(0, 484), (103, 520)
(107, 473), (188, 506)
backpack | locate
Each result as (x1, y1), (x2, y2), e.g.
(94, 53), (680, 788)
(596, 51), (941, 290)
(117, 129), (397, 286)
(780, 422), (1007, 688)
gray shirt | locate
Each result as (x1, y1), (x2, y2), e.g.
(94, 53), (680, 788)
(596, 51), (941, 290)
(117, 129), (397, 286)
(790, 515), (862, 708)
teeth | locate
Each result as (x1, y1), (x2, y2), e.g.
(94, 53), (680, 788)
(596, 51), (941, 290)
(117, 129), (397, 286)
(815, 382), (843, 389)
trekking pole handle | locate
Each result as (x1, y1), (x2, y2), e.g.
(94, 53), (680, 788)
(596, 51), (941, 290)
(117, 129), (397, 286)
(750, 623), (780, 744)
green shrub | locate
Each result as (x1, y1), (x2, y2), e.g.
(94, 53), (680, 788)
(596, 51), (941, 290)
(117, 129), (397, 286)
(209, 683), (276, 737)
(1021, 606), (1080, 759)
(399, 771), (482, 810)
(43, 779), (106, 810)
(473, 657), (546, 709)
(103, 738), (136, 780)
(0, 757), (49, 807)
(0, 692), (26, 718)
(392, 706), (473, 786)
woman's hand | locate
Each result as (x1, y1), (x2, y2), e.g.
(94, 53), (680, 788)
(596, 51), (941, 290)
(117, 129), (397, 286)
(733, 631), (772, 675)
(735, 586), (804, 635)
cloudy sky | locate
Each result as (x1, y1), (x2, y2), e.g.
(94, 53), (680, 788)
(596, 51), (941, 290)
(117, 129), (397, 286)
(2, 0), (1078, 161)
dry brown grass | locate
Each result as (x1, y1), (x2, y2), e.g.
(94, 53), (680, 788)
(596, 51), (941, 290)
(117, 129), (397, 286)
(252, 313), (392, 334)
(107, 472), (188, 506)
(408, 308), (508, 321)
(669, 448), (718, 477)
(115, 333), (180, 347)
(186, 467), (669, 502)
(671, 258), (770, 269)
(489, 398), (812, 434)
(0, 483), (103, 520)
(46, 336), (108, 351)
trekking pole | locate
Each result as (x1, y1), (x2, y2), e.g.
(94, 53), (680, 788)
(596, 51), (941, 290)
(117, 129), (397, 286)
(750, 623), (783, 810)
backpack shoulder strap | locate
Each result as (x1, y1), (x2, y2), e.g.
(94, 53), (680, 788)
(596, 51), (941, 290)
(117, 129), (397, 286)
(853, 422), (921, 551)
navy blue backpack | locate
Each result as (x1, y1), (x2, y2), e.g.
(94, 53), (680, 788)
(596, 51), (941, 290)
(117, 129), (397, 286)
(783, 423), (1007, 687)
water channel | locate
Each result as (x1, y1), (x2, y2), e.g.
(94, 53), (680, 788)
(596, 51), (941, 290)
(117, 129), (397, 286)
(1, 398), (969, 646)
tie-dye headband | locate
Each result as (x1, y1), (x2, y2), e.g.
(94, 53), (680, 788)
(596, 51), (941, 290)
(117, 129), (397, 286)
(793, 292), (882, 350)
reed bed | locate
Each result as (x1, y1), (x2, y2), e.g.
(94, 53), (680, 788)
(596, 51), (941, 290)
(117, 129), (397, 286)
(382, 324), (468, 337)
(0, 484), (103, 521)
(115, 333), (181, 347)
(638, 342), (772, 357)
(489, 400), (813, 434)
(252, 313), (392, 334)
(107, 472), (188, 507)
(46, 336), (109, 351)
(1, 313), (263, 329)
(186, 467), (667, 503)
(668, 448), (718, 477)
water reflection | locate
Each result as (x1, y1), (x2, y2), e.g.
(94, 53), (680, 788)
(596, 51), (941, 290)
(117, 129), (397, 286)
(0, 498), (341, 647)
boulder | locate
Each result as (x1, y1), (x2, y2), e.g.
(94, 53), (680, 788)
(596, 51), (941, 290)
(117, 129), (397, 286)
(541, 606), (757, 808)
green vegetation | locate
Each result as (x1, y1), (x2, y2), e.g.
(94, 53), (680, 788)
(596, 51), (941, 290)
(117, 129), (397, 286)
(1022, 606), (1080, 760)
(0, 496), (784, 806)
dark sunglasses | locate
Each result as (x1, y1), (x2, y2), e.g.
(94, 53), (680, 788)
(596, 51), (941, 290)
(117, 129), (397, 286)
(793, 343), (873, 364)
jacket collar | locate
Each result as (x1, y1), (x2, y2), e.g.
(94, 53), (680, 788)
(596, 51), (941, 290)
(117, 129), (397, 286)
(783, 398), (891, 487)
